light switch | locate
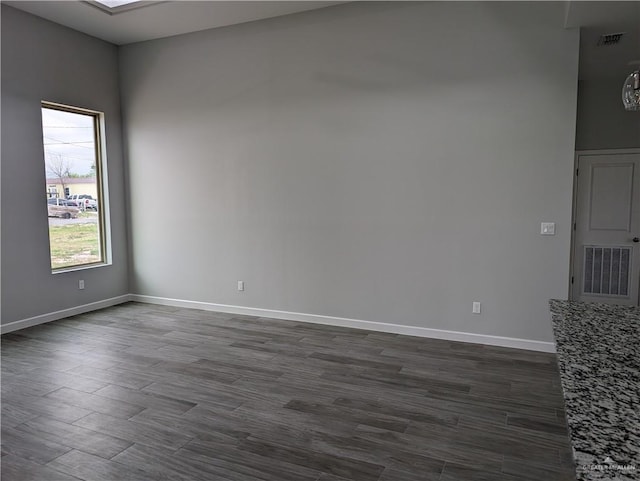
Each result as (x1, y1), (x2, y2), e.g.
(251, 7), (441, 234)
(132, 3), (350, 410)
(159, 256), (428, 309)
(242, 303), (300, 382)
(541, 222), (556, 235)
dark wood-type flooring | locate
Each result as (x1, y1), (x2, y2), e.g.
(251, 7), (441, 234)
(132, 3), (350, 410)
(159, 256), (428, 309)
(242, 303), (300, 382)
(1, 302), (576, 480)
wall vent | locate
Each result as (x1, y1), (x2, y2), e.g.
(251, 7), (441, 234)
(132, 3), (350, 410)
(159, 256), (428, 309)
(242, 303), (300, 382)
(597, 33), (625, 46)
(583, 246), (630, 297)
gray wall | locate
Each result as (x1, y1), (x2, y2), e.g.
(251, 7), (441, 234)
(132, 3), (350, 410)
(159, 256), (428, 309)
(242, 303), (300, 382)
(1, 6), (129, 324)
(576, 77), (640, 151)
(120, 2), (580, 343)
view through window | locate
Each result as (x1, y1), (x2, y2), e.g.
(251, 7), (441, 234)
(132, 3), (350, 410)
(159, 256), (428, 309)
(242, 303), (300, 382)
(42, 103), (107, 270)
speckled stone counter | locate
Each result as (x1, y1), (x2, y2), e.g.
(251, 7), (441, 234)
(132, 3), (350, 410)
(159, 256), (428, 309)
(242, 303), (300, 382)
(550, 300), (639, 481)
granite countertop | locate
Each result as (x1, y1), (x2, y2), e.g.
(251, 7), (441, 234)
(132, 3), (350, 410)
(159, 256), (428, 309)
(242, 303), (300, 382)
(549, 300), (639, 481)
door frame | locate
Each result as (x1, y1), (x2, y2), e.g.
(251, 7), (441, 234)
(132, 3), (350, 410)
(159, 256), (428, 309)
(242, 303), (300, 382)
(570, 148), (640, 301)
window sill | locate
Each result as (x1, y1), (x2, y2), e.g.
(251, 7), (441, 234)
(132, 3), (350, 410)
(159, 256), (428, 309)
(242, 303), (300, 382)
(52, 262), (112, 275)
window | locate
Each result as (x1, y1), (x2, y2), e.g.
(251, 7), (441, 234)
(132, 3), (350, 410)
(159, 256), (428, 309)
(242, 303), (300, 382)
(88, 0), (151, 14)
(41, 102), (109, 271)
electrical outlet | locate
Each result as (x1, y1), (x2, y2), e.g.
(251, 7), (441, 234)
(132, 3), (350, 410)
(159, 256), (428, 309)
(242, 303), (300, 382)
(79, 280), (85, 290)
(237, 280), (244, 291)
(472, 301), (481, 314)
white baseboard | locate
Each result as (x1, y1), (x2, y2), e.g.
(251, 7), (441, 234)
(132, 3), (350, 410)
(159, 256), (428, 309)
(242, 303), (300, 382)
(130, 294), (556, 353)
(2, 293), (556, 353)
(0, 295), (131, 335)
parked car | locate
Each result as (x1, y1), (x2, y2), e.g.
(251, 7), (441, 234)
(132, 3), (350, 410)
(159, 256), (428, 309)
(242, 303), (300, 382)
(67, 194), (97, 210)
(47, 198), (80, 219)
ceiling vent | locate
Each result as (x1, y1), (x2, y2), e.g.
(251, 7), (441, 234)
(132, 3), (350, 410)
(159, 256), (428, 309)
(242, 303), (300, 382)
(597, 33), (625, 47)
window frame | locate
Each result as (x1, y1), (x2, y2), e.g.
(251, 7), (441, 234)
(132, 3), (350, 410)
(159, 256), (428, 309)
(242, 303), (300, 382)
(42, 101), (112, 273)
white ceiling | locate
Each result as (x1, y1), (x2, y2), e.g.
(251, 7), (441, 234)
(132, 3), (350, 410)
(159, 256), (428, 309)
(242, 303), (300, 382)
(565, 1), (640, 80)
(3, 1), (345, 45)
(4, 1), (640, 80)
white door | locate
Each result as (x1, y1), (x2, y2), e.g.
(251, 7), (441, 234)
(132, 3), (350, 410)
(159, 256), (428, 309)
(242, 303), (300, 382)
(572, 151), (640, 306)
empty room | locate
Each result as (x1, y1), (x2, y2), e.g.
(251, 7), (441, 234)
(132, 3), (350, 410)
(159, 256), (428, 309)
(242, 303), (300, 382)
(2, 1), (639, 480)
